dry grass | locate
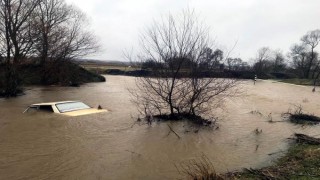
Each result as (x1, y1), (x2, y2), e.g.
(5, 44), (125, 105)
(176, 134), (320, 180)
(225, 134), (320, 179)
(176, 155), (224, 180)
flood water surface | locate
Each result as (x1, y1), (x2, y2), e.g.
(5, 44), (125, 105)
(1, 76), (320, 179)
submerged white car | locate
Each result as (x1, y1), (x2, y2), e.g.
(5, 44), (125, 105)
(24, 101), (107, 116)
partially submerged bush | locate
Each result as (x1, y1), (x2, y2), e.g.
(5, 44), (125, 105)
(290, 114), (320, 124)
(129, 10), (240, 127)
(284, 105), (320, 125)
(135, 113), (217, 128)
(153, 113), (216, 126)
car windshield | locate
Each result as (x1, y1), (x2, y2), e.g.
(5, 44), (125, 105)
(56, 102), (90, 113)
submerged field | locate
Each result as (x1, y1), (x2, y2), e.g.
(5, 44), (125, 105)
(0, 76), (320, 179)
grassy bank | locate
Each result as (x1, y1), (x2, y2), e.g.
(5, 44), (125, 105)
(277, 78), (315, 86)
(228, 134), (320, 179)
(179, 134), (320, 179)
(229, 143), (320, 179)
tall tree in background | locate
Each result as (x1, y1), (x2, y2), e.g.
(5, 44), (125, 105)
(301, 29), (320, 79)
(272, 50), (286, 72)
(33, 0), (71, 66)
(33, 0), (99, 84)
(289, 30), (320, 80)
(0, 0), (99, 95)
(0, 0), (40, 96)
(289, 44), (308, 78)
(38, 6), (98, 61)
(253, 47), (272, 75)
(226, 58), (244, 70)
(199, 48), (224, 70)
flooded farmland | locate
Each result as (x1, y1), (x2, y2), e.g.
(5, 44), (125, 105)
(1, 75), (320, 180)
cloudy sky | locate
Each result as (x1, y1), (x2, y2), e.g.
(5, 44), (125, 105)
(66, 0), (320, 62)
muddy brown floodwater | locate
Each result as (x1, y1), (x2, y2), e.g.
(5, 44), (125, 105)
(1, 75), (320, 179)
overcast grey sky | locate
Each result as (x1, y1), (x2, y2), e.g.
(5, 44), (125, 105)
(66, 0), (320, 62)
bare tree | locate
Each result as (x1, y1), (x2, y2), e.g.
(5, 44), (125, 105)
(288, 30), (320, 81)
(252, 47), (288, 76)
(48, 7), (99, 61)
(301, 29), (320, 79)
(32, 0), (99, 84)
(289, 43), (309, 78)
(199, 48), (224, 71)
(301, 30), (320, 87)
(0, 0), (40, 96)
(34, 1), (99, 62)
(226, 57), (244, 70)
(253, 47), (272, 75)
(272, 50), (286, 72)
(0, 0), (99, 95)
(131, 10), (239, 124)
(33, 0), (71, 65)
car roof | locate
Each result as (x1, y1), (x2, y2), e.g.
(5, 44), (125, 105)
(62, 108), (107, 116)
(31, 101), (80, 106)
(26, 101), (108, 116)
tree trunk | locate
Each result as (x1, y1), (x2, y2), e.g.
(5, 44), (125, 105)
(307, 47), (314, 79)
(4, 64), (20, 97)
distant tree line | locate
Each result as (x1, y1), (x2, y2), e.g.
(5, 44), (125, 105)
(140, 48), (250, 71)
(252, 29), (320, 82)
(252, 47), (287, 78)
(138, 47), (251, 79)
(0, 0), (99, 97)
(138, 29), (320, 83)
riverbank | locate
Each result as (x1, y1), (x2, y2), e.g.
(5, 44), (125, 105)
(0, 62), (105, 97)
(182, 134), (320, 179)
(225, 134), (320, 179)
(277, 78), (316, 86)
(103, 69), (256, 79)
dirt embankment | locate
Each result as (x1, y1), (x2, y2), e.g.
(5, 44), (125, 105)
(0, 62), (105, 96)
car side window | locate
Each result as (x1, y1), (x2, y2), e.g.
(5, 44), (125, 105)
(38, 105), (54, 112)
